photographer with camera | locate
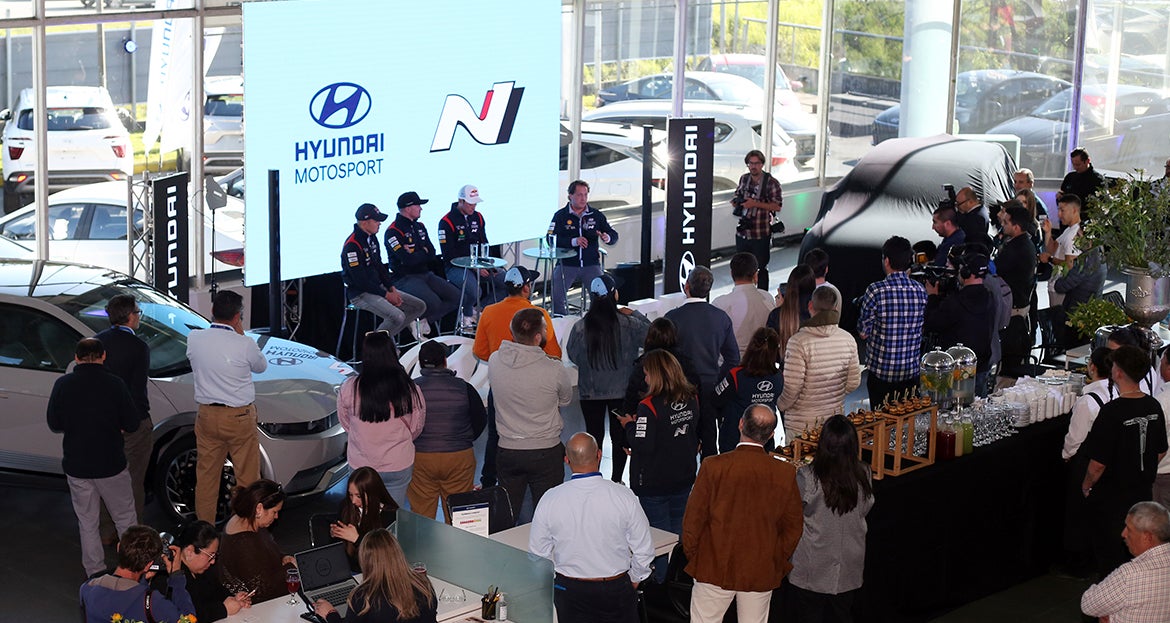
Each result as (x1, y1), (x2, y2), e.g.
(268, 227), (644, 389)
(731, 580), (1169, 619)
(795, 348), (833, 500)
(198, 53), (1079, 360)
(731, 150), (783, 291)
(80, 525), (196, 623)
(924, 249), (996, 395)
(931, 203), (966, 267)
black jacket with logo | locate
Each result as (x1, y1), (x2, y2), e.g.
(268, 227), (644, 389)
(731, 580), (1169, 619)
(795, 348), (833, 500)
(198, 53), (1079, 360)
(625, 394), (699, 496)
(547, 204), (618, 268)
(384, 214), (439, 275)
(341, 223), (395, 299)
(437, 204), (489, 263)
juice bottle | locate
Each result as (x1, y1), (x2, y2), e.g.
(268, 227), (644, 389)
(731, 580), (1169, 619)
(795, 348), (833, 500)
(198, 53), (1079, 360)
(961, 412), (974, 454)
(936, 419), (956, 461)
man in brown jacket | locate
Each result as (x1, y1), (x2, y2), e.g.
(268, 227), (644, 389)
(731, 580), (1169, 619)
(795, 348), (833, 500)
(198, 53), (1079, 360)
(682, 404), (803, 622)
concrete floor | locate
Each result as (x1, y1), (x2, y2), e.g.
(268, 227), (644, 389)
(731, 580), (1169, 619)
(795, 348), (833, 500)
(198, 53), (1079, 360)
(0, 241), (1097, 623)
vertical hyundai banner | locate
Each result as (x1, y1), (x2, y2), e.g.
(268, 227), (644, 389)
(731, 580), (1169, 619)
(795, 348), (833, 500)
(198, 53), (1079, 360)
(153, 173), (190, 303)
(663, 118), (715, 294)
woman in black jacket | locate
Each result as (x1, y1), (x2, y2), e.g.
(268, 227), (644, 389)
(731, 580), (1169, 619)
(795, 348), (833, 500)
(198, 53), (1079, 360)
(175, 520), (252, 622)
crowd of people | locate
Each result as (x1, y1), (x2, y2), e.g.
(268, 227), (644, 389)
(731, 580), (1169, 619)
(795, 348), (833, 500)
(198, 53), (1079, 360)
(53, 153), (1170, 623)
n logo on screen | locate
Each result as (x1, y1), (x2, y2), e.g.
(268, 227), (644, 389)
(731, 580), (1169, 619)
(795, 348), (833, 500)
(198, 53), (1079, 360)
(309, 82), (372, 129)
(430, 81), (525, 152)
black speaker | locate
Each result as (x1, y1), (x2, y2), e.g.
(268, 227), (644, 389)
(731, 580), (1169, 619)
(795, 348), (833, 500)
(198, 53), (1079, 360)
(613, 262), (654, 303)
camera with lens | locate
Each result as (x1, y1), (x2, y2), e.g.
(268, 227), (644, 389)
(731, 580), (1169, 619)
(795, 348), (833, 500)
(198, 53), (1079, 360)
(909, 240), (958, 293)
(731, 196), (746, 218)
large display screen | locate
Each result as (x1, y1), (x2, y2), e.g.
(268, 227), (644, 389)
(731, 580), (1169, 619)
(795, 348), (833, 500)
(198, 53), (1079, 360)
(241, 0), (561, 285)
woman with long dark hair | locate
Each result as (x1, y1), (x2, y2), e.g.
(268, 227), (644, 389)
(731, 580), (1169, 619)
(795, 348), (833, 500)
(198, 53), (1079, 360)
(713, 327), (784, 453)
(217, 479), (295, 602)
(313, 528), (437, 623)
(617, 349), (699, 583)
(175, 520), (252, 621)
(621, 318), (701, 418)
(331, 466), (400, 568)
(786, 415), (874, 622)
(767, 264), (816, 354)
(566, 275), (650, 482)
(338, 331), (426, 507)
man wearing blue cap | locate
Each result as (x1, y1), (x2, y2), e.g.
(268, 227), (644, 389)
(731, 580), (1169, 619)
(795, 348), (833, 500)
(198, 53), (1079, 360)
(386, 191), (462, 336)
(341, 202), (426, 338)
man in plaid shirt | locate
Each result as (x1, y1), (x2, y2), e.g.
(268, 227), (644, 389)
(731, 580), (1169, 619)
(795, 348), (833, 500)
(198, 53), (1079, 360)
(731, 150), (783, 291)
(857, 236), (927, 408)
(1081, 501), (1170, 623)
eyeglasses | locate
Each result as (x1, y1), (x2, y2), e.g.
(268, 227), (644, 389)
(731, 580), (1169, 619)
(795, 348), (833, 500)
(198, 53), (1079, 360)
(197, 548), (218, 562)
(365, 330), (391, 338)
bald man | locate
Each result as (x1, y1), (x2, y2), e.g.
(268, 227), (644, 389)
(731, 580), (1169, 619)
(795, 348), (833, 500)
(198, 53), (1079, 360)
(529, 433), (653, 623)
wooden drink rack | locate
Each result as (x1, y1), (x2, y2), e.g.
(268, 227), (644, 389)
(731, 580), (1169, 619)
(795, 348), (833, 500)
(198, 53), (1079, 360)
(780, 391), (938, 479)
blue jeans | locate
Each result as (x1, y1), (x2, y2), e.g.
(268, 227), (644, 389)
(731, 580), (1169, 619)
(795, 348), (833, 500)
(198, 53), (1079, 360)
(551, 263), (603, 316)
(639, 488), (691, 583)
(379, 466), (414, 511)
(446, 265), (506, 317)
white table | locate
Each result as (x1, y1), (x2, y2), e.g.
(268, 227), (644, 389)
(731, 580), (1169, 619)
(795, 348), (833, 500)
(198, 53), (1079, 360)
(221, 575), (479, 623)
(490, 523), (678, 559)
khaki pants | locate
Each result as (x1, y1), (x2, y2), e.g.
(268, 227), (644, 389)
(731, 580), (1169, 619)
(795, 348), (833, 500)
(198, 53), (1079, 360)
(406, 448), (476, 521)
(195, 403), (260, 523)
(690, 580), (773, 623)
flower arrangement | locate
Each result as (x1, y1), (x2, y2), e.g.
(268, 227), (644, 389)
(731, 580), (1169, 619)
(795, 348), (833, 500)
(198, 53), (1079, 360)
(1066, 297), (1131, 340)
(110, 614), (196, 623)
(1079, 172), (1170, 276)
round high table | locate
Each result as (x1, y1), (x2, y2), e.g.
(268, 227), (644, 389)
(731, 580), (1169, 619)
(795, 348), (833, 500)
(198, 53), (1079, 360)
(450, 255), (508, 335)
(521, 246), (576, 311)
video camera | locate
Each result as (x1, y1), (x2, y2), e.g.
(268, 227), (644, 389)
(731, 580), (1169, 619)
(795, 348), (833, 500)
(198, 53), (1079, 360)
(148, 531), (175, 574)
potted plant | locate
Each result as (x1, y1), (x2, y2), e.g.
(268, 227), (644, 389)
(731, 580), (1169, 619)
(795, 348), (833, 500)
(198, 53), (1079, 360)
(1079, 172), (1170, 327)
(1065, 297), (1130, 342)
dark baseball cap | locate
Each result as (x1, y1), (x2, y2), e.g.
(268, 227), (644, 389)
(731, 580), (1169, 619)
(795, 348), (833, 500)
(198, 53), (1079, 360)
(504, 266), (540, 287)
(397, 191), (429, 210)
(355, 203), (388, 222)
(418, 340), (451, 368)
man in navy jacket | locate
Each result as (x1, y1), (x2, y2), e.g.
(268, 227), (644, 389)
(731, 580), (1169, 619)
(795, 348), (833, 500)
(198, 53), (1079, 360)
(547, 180), (619, 316)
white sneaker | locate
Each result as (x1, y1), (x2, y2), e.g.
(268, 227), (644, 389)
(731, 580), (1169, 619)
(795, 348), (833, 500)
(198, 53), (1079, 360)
(420, 322), (434, 338)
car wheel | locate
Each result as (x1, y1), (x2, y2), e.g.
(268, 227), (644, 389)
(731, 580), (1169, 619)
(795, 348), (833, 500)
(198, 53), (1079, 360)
(154, 433), (236, 523)
(2, 189), (21, 215)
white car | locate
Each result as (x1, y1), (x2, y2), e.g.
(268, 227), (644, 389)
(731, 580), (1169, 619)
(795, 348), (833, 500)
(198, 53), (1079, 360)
(560, 121), (669, 208)
(0, 259), (352, 520)
(204, 75), (245, 175)
(1, 86), (133, 213)
(583, 100), (799, 189)
(0, 233), (32, 259)
(0, 180), (245, 279)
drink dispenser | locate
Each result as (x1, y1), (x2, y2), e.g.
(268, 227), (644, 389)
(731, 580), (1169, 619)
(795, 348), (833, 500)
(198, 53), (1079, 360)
(920, 348), (956, 409)
(946, 343), (978, 407)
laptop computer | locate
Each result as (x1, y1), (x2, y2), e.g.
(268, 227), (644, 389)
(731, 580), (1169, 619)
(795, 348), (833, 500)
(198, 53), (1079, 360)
(295, 541), (358, 616)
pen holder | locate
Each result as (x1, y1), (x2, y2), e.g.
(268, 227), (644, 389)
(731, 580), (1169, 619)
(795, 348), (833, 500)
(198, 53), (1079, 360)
(480, 594), (498, 620)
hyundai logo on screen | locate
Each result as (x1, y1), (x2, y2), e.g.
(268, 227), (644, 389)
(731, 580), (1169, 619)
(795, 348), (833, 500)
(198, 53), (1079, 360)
(309, 82), (372, 129)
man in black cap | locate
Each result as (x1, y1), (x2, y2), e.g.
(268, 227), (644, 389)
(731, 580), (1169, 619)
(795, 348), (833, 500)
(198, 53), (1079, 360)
(386, 191), (461, 336)
(341, 202), (426, 338)
(407, 340), (487, 521)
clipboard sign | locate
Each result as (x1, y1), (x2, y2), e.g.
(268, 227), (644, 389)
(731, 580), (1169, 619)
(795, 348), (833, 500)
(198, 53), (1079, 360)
(451, 501), (490, 538)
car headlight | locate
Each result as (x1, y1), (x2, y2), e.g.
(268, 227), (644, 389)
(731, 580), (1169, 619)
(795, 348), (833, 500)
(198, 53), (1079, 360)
(258, 411), (339, 437)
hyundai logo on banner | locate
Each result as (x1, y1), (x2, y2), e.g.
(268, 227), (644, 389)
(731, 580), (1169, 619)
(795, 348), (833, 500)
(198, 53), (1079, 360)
(310, 82), (373, 129)
(431, 81), (525, 151)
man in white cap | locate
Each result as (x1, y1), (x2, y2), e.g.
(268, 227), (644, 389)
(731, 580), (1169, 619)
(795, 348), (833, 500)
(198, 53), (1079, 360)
(438, 184), (507, 329)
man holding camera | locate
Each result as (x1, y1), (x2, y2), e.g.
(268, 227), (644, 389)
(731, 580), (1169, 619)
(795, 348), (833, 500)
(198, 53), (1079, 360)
(924, 250), (996, 394)
(80, 525), (196, 623)
(731, 150), (783, 291)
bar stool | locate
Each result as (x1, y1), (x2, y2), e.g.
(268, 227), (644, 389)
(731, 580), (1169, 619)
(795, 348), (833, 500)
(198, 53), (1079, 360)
(337, 286), (373, 363)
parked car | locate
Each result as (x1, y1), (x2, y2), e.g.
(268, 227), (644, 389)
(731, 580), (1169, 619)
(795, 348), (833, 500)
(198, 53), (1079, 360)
(203, 75), (245, 175)
(584, 99), (799, 189)
(695, 53), (805, 112)
(0, 259), (352, 520)
(800, 135), (1016, 329)
(560, 121), (668, 208)
(0, 233), (32, 258)
(1, 86), (133, 213)
(217, 166), (246, 199)
(871, 70), (1069, 144)
(0, 180), (245, 278)
(986, 84), (1164, 179)
(596, 71), (767, 108)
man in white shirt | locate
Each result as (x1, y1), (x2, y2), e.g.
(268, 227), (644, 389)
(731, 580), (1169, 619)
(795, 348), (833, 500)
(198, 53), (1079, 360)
(1154, 348), (1170, 509)
(529, 432), (653, 623)
(1081, 501), (1170, 623)
(186, 290), (267, 523)
(1040, 193), (1082, 269)
(712, 252), (778, 357)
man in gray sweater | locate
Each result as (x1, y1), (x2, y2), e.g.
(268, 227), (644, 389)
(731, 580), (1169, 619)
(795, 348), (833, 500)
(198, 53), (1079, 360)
(489, 307), (573, 519)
